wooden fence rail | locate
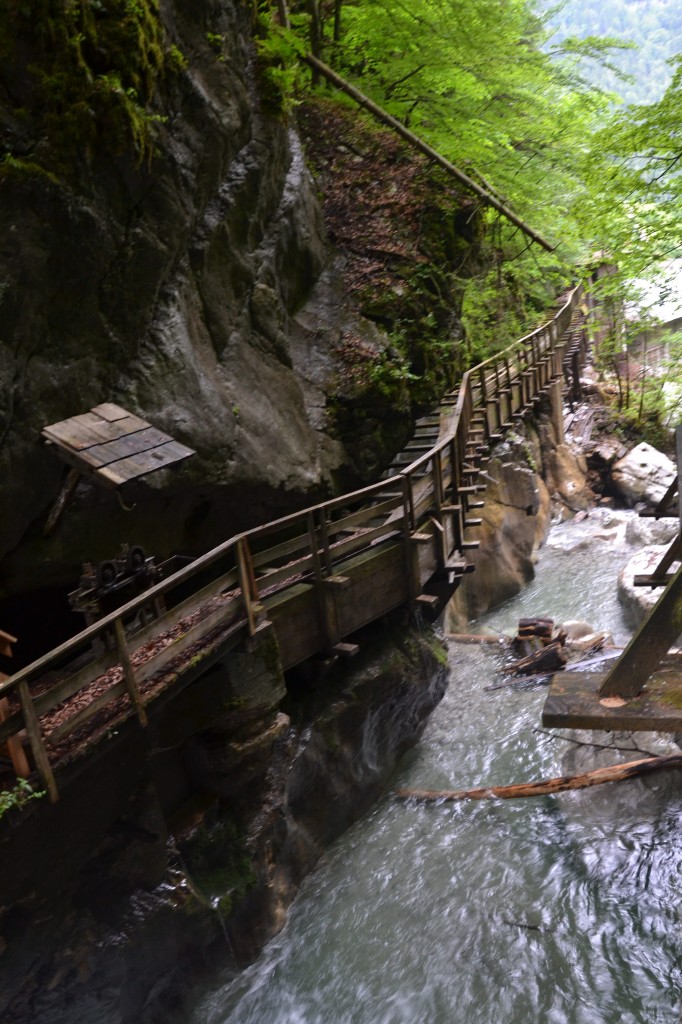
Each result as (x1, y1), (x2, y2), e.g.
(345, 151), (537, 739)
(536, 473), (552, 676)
(0, 284), (586, 802)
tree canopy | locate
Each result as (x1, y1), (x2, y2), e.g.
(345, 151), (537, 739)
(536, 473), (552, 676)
(275, 1), (681, 322)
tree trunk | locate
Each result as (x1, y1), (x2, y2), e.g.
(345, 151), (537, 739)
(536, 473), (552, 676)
(395, 753), (682, 802)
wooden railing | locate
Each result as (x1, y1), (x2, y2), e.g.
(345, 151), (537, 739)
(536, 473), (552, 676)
(0, 283), (586, 803)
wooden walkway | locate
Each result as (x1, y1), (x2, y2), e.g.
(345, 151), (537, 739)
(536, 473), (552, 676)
(0, 285), (587, 803)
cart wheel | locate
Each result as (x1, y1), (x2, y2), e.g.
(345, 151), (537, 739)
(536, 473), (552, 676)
(96, 559), (118, 589)
(127, 545), (147, 574)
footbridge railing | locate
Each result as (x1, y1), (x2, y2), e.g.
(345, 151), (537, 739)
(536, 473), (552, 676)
(0, 284), (587, 802)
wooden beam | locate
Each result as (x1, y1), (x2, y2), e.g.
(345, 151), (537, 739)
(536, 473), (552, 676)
(114, 619), (148, 726)
(17, 680), (58, 803)
(598, 563), (682, 697)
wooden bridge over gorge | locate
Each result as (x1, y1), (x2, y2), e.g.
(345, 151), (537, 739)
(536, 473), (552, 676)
(0, 285), (589, 804)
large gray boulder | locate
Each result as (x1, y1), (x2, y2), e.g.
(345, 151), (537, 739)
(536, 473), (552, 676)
(611, 443), (676, 507)
(617, 546), (671, 629)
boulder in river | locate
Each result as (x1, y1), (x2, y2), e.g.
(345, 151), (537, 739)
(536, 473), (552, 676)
(611, 443), (676, 508)
(617, 546), (672, 629)
(624, 514), (679, 547)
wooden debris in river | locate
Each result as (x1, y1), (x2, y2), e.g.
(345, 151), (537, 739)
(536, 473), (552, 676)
(507, 640), (568, 676)
(507, 617), (568, 675)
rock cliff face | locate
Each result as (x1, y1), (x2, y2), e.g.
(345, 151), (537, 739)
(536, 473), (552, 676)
(0, 1), (407, 602)
(444, 406), (603, 631)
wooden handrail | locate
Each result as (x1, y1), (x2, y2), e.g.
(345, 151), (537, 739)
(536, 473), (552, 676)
(0, 283), (586, 801)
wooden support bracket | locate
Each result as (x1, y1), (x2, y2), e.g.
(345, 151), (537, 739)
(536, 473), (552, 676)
(333, 642), (359, 658)
(323, 575), (351, 590)
(599, 562), (682, 698)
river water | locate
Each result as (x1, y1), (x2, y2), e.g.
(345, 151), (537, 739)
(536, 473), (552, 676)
(188, 510), (682, 1024)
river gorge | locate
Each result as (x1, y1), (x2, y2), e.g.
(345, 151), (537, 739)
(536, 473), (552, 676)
(182, 509), (682, 1024)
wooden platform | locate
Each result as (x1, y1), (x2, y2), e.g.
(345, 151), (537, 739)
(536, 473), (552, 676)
(42, 403), (195, 487)
(543, 667), (682, 732)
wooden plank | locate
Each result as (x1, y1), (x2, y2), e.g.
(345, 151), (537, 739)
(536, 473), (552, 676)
(633, 574), (675, 588)
(332, 642), (359, 657)
(89, 403), (130, 422)
(252, 531), (313, 571)
(76, 427), (172, 469)
(256, 553), (316, 592)
(34, 649), (120, 718)
(43, 412), (149, 450)
(543, 669), (682, 732)
(42, 419), (110, 452)
(75, 411), (149, 438)
(48, 680), (128, 743)
(98, 441), (195, 485)
(326, 497), (402, 537)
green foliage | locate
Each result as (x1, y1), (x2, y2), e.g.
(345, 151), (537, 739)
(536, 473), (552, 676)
(253, 4), (309, 113)
(0, 779), (45, 819)
(178, 813), (256, 919)
(0, 0), (171, 173)
(289, 2), (682, 376)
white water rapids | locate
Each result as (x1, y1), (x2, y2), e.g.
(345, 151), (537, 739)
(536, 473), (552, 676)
(188, 510), (682, 1024)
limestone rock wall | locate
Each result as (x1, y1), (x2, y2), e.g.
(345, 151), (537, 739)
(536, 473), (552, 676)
(0, 1), (396, 600)
(445, 410), (598, 631)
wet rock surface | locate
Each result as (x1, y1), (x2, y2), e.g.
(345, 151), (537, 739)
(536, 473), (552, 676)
(0, 621), (447, 1024)
(0, 1), (408, 602)
(611, 442), (676, 508)
(617, 545), (672, 630)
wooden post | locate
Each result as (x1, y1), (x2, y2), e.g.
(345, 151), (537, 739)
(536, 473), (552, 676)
(598, 562), (682, 698)
(307, 513), (335, 648)
(402, 475), (420, 600)
(0, 630), (30, 778)
(114, 619), (148, 726)
(549, 378), (565, 444)
(17, 680), (58, 803)
(318, 509), (333, 575)
(43, 468), (81, 538)
(236, 538), (258, 636)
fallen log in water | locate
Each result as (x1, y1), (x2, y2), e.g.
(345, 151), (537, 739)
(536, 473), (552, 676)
(447, 633), (510, 645)
(395, 753), (682, 802)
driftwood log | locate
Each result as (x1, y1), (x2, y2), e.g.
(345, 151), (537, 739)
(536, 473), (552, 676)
(395, 753), (682, 802)
(447, 633), (509, 645)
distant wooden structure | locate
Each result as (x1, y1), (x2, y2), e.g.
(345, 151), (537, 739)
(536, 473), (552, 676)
(543, 427), (682, 732)
(41, 403), (195, 533)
